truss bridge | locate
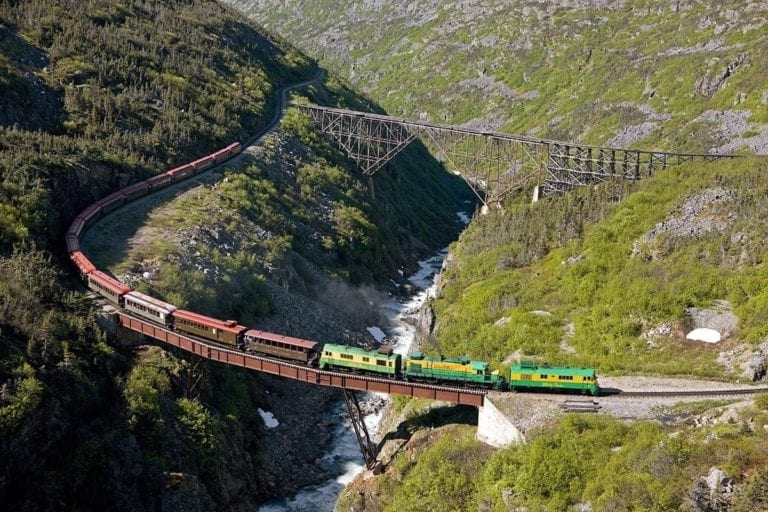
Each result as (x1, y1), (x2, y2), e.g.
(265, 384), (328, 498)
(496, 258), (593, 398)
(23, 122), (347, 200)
(295, 104), (739, 208)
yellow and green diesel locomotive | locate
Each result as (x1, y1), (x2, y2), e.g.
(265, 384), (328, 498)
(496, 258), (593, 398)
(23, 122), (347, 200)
(319, 343), (402, 377)
(405, 352), (504, 389)
(508, 360), (599, 395)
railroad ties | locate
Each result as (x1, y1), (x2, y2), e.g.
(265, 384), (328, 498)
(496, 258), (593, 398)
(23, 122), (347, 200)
(559, 399), (602, 413)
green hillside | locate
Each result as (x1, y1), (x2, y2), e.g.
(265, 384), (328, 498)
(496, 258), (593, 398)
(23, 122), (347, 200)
(0, 1), (470, 509)
(228, 0), (768, 154)
(226, 2), (768, 510)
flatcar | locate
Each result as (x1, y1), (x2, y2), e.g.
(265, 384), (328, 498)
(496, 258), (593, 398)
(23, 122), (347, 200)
(87, 270), (130, 305)
(243, 329), (320, 364)
(123, 291), (177, 327)
(508, 361), (599, 395)
(319, 344), (401, 377)
(173, 309), (247, 346)
(405, 352), (504, 389)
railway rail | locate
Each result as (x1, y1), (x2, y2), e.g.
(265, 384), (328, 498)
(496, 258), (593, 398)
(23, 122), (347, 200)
(117, 311), (487, 406)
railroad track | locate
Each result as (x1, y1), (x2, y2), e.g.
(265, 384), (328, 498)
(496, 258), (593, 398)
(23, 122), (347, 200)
(611, 387), (768, 399)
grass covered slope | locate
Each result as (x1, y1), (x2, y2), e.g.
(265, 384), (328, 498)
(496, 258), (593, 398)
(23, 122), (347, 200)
(83, 101), (471, 331)
(430, 157), (768, 377)
(0, 1), (358, 509)
(228, 0), (768, 154)
(338, 409), (768, 511)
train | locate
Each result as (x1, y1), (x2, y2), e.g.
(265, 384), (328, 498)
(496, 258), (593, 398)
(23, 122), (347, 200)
(66, 141), (600, 396)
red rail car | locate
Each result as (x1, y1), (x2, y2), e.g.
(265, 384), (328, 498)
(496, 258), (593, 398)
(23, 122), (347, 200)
(123, 182), (150, 201)
(69, 251), (96, 278)
(69, 216), (86, 238)
(191, 156), (214, 172)
(87, 270), (130, 304)
(80, 204), (104, 228)
(173, 309), (246, 346)
(226, 142), (242, 155)
(96, 191), (127, 214)
(147, 173), (173, 190)
(168, 164), (195, 181)
(243, 329), (320, 364)
(66, 233), (80, 253)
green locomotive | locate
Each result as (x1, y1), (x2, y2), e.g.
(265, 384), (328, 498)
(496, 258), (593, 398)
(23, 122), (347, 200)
(319, 343), (401, 377)
(507, 360), (599, 395)
(404, 352), (504, 389)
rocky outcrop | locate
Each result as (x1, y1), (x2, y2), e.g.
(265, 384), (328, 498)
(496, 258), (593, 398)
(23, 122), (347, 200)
(414, 303), (436, 349)
(685, 300), (739, 343)
(632, 189), (738, 260)
(688, 467), (734, 512)
(717, 340), (768, 381)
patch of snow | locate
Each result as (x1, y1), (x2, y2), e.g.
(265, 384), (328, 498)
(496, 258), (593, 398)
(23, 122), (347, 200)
(257, 408), (280, 428)
(366, 326), (386, 343)
(686, 328), (722, 344)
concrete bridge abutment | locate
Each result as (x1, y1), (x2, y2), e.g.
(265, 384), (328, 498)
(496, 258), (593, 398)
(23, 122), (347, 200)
(476, 396), (525, 448)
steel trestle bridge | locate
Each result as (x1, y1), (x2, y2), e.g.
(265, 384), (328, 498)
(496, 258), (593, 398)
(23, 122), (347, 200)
(295, 104), (739, 208)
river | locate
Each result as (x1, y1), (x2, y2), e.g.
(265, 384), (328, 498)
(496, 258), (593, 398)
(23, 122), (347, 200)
(257, 238), (459, 511)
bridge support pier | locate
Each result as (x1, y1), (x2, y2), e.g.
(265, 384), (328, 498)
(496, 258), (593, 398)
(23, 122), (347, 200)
(185, 355), (208, 400)
(476, 396), (525, 448)
(341, 389), (380, 471)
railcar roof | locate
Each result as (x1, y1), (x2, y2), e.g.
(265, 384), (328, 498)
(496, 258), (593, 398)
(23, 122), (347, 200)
(244, 329), (318, 350)
(125, 291), (177, 313)
(323, 343), (400, 359)
(89, 270), (131, 294)
(173, 309), (245, 334)
(510, 362), (597, 376)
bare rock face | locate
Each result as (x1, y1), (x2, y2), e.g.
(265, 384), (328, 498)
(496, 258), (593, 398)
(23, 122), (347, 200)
(717, 340), (768, 381)
(415, 303), (436, 346)
(689, 467), (734, 512)
(632, 189), (738, 260)
(740, 340), (768, 381)
(686, 300), (739, 341)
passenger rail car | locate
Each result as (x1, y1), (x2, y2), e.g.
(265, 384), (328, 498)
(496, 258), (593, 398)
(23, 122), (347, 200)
(244, 329), (320, 364)
(123, 291), (177, 327)
(172, 309), (247, 346)
(87, 271), (131, 305)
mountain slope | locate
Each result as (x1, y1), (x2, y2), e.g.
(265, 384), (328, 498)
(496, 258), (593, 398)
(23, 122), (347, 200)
(0, 1), (471, 510)
(227, 0), (768, 154)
